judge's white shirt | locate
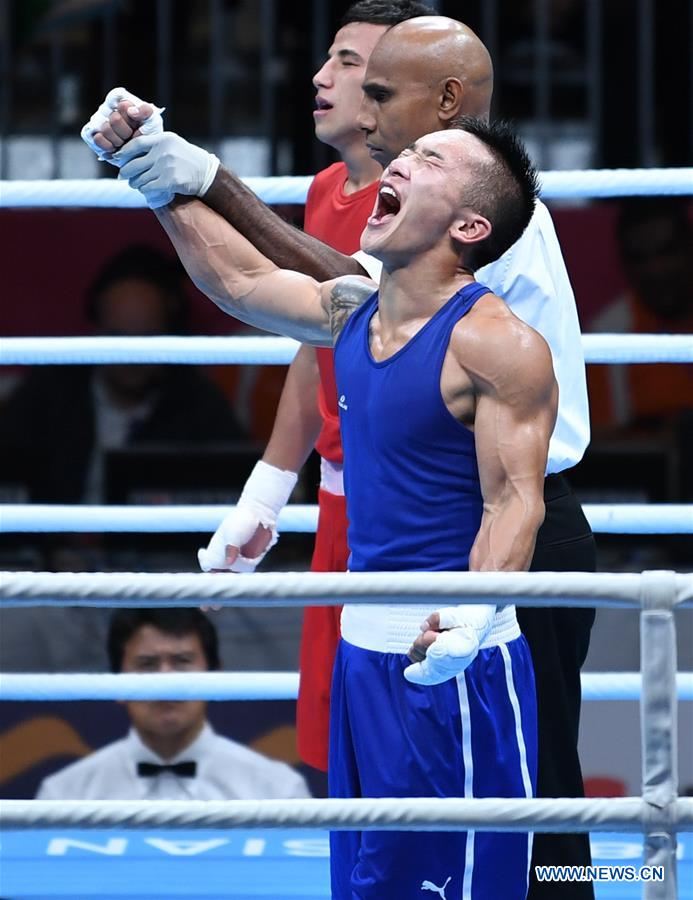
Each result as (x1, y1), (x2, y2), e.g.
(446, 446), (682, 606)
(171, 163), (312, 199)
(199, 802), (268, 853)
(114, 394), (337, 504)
(36, 723), (311, 801)
(353, 199), (590, 474)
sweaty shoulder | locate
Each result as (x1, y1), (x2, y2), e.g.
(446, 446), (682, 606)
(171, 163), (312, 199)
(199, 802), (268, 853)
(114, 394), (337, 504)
(321, 275), (377, 344)
(450, 293), (554, 394)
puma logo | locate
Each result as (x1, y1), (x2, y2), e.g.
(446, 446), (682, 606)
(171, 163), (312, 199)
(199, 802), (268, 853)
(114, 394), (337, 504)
(421, 876), (451, 899)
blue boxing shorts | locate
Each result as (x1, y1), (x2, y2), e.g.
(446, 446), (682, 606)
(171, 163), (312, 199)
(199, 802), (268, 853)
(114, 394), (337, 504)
(329, 603), (537, 900)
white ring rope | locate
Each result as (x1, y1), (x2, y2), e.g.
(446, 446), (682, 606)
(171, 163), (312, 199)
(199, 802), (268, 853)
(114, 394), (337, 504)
(0, 504), (320, 534)
(1, 503), (691, 534)
(2, 797), (692, 833)
(1, 671), (691, 702)
(0, 176), (315, 208)
(582, 334), (693, 364)
(1, 570), (692, 609)
(0, 335), (301, 366)
(2, 334), (692, 365)
(538, 168), (693, 198)
(0, 672), (300, 702)
(582, 504), (693, 534)
(1, 168), (692, 209)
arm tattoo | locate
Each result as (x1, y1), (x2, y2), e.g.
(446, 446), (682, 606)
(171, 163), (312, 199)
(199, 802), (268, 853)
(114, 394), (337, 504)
(328, 278), (376, 341)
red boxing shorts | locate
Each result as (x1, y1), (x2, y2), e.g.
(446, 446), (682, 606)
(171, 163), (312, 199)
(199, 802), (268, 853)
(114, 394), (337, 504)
(296, 487), (348, 770)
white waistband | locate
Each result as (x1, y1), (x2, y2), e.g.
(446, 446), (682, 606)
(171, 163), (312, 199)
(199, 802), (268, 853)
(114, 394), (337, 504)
(341, 603), (520, 654)
(320, 457), (344, 496)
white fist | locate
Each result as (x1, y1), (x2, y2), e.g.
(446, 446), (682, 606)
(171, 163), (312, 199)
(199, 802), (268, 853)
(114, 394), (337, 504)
(114, 132), (220, 208)
(197, 506), (277, 574)
(80, 87), (164, 163)
(403, 626), (480, 685)
(197, 461), (298, 574)
(403, 604), (496, 686)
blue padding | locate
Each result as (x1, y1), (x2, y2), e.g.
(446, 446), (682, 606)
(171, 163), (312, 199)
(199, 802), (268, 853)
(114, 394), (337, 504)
(1, 829), (690, 899)
(0, 829), (330, 898)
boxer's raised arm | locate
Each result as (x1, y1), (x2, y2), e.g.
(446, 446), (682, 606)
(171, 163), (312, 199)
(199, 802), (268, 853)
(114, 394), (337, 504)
(113, 125), (368, 279)
(82, 90), (369, 281)
(155, 198), (375, 345)
(155, 198), (328, 343)
(117, 131), (368, 280)
(205, 166), (368, 281)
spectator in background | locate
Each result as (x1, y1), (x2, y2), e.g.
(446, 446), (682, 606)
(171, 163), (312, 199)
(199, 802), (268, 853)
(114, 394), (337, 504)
(0, 244), (248, 673)
(36, 608), (311, 800)
(588, 198), (693, 432)
(0, 244), (245, 505)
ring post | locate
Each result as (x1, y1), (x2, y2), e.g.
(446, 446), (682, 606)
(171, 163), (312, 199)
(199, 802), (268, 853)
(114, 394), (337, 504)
(640, 571), (679, 899)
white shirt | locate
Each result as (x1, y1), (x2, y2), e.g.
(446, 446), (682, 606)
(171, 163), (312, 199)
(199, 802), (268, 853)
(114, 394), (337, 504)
(353, 200), (590, 473)
(35, 723), (311, 801)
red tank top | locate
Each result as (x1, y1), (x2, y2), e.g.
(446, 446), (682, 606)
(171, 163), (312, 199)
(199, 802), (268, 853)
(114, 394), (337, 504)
(304, 162), (378, 462)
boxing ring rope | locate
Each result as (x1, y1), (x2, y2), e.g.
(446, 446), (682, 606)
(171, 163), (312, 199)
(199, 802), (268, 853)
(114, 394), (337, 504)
(1, 670), (692, 702)
(3, 796), (693, 833)
(2, 569), (691, 608)
(1, 502), (691, 534)
(2, 333), (692, 365)
(1, 167), (692, 209)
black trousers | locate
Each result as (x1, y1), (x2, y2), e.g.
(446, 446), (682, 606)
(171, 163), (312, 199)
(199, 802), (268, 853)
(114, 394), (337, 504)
(521, 473), (597, 900)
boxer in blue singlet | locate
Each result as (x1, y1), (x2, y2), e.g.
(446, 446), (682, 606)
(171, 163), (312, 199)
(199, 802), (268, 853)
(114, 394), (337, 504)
(134, 118), (557, 899)
(330, 280), (537, 899)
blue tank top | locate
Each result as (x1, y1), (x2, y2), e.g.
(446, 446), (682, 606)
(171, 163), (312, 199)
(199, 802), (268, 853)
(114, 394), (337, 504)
(334, 281), (491, 572)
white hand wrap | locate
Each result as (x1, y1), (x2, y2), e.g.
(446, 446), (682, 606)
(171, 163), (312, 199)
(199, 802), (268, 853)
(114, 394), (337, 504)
(80, 87), (164, 163)
(197, 461), (298, 573)
(403, 604), (497, 686)
(114, 132), (220, 208)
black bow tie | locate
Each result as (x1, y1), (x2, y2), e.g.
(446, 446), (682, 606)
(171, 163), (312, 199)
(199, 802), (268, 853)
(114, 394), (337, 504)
(137, 760), (197, 778)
